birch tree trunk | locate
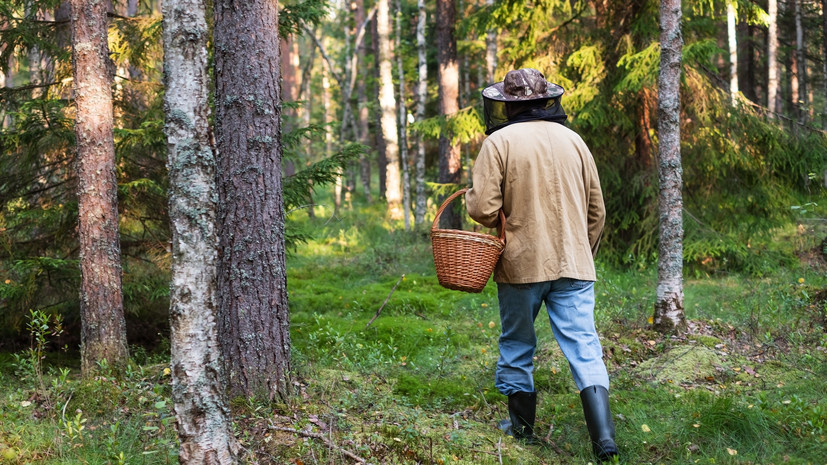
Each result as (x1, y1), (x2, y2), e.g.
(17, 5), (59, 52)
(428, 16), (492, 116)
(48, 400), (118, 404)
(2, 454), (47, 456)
(727, 0), (738, 105)
(376, 0), (403, 220)
(162, 0), (238, 461)
(654, 0), (687, 334)
(413, 0), (427, 226)
(215, 0), (291, 401)
(436, 0), (462, 229)
(396, 0), (411, 230)
(69, 0), (129, 376)
(485, 0), (497, 82)
(768, 0), (779, 116)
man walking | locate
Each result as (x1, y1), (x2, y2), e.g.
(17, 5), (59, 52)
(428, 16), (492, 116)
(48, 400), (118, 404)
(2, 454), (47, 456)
(466, 68), (618, 462)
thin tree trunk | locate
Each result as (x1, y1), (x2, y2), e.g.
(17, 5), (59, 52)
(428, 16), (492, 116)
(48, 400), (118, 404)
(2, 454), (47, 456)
(396, 0), (411, 230)
(162, 0), (238, 460)
(822, 0), (827, 129)
(768, 0), (779, 116)
(795, 0), (808, 123)
(377, 0), (403, 220)
(654, 0), (687, 334)
(413, 0), (427, 226)
(436, 0), (462, 229)
(69, 0), (129, 375)
(727, 0), (738, 105)
(485, 0), (497, 82)
(215, 0), (291, 401)
(372, 17), (388, 199)
(26, 2), (42, 98)
(353, 0), (372, 202)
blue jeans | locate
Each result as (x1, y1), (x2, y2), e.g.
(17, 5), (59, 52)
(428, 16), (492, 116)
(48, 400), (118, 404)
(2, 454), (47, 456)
(495, 279), (609, 395)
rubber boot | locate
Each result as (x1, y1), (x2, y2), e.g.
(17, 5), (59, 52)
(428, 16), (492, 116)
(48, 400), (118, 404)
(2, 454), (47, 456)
(580, 385), (618, 462)
(506, 391), (537, 443)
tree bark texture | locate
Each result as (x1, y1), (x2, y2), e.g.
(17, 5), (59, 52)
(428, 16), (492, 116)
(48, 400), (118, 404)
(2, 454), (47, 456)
(436, 0), (462, 229)
(485, 0), (497, 83)
(356, 0), (373, 202)
(727, 0), (738, 105)
(376, 0), (403, 220)
(395, 0), (411, 230)
(794, 0), (807, 123)
(654, 0), (687, 334)
(372, 17), (388, 199)
(214, 0), (291, 401)
(162, 0), (239, 461)
(413, 0), (427, 226)
(767, 0), (778, 116)
(823, 0), (827, 129)
(69, 0), (129, 376)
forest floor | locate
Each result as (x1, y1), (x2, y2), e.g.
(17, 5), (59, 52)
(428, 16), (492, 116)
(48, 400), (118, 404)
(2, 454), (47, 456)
(1, 201), (826, 464)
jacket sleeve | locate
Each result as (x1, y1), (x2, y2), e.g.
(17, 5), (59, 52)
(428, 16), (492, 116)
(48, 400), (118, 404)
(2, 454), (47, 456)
(585, 148), (606, 257)
(465, 139), (503, 229)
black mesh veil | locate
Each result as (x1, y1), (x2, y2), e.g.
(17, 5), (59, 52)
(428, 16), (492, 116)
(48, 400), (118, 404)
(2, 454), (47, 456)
(482, 96), (568, 135)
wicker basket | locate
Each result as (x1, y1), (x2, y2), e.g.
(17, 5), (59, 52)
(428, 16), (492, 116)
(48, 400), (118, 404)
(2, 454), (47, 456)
(431, 188), (506, 293)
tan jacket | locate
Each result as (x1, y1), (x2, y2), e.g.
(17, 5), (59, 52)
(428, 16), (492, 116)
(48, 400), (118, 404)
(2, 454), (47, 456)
(466, 120), (605, 283)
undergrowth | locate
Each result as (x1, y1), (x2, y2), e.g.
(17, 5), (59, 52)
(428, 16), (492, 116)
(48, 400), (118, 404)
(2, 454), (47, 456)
(1, 197), (825, 464)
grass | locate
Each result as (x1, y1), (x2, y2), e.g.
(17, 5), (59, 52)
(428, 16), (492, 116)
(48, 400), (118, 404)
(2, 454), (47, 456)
(1, 197), (826, 464)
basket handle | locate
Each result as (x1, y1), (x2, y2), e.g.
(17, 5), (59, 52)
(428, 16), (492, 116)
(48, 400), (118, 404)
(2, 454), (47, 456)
(431, 188), (506, 244)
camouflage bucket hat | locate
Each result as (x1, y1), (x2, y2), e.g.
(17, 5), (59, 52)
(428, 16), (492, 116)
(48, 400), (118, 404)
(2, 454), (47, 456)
(482, 68), (564, 102)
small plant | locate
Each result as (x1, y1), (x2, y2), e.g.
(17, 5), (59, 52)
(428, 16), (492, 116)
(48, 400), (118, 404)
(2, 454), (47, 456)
(13, 309), (64, 391)
(62, 410), (87, 444)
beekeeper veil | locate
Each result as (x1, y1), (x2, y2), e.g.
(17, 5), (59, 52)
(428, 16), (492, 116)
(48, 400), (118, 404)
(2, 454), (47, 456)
(482, 68), (567, 135)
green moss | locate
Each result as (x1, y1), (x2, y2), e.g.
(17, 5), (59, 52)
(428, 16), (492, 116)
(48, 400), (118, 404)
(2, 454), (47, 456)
(634, 344), (727, 384)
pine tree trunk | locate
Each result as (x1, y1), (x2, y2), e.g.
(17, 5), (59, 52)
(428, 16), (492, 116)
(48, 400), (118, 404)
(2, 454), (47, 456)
(436, 0), (462, 229)
(822, 0), (827, 129)
(214, 0), (291, 401)
(795, 0), (808, 123)
(768, 0), (779, 116)
(162, 0), (238, 461)
(376, 0), (403, 220)
(396, 0), (411, 230)
(69, 0), (129, 376)
(727, 0), (738, 105)
(372, 17), (388, 199)
(413, 0), (427, 227)
(654, 0), (687, 334)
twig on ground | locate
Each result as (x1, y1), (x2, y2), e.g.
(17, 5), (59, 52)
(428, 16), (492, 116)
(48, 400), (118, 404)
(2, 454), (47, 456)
(497, 437), (503, 465)
(268, 424), (366, 464)
(364, 274), (405, 329)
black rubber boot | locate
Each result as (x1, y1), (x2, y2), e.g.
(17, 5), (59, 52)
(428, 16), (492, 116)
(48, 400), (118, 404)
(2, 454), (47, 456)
(506, 391), (537, 443)
(580, 385), (618, 462)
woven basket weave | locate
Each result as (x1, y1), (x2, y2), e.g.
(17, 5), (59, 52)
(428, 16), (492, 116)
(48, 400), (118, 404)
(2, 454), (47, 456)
(431, 188), (506, 293)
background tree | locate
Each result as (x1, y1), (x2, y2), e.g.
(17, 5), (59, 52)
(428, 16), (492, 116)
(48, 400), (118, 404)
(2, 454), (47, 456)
(376, 0), (403, 220)
(163, 0), (238, 461)
(436, 0), (461, 229)
(214, 0), (291, 400)
(69, 0), (129, 375)
(653, 0), (687, 333)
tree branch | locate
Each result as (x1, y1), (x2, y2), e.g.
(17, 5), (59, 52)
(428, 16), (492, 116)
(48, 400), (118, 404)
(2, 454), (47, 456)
(268, 425), (366, 463)
(364, 274), (404, 329)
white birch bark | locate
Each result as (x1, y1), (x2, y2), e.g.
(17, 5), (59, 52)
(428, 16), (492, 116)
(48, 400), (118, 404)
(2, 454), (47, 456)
(485, 0), (497, 82)
(396, 0), (411, 230)
(768, 0), (779, 116)
(654, 0), (687, 333)
(413, 0), (427, 226)
(727, 0), (738, 105)
(377, 0), (403, 220)
(162, 0), (238, 461)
